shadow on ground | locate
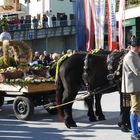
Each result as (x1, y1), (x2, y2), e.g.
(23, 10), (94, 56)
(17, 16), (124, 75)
(0, 104), (120, 140)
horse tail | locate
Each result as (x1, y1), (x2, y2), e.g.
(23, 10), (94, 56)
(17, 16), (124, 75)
(56, 70), (64, 119)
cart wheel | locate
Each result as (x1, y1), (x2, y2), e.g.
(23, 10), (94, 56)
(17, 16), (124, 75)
(44, 103), (57, 115)
(13, 96), (34, 120)
(0, 96), (4, 107)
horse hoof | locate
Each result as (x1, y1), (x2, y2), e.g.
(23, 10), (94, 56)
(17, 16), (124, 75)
(87, 111), (90, 117)
(89, 117), (97, 122)
(71, 123), (77, 127)
(98, 116), (106, 121)
(65, 120), (77, 128)
(65, 123), (71, 129)
(118, 122), (122, 128)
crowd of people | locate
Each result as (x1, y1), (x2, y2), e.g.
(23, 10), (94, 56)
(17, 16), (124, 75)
(0, 13), (75, 32)
(30, 49), (75, 67)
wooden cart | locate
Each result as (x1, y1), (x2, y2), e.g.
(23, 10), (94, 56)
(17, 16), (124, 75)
(0, 82), (57, 120)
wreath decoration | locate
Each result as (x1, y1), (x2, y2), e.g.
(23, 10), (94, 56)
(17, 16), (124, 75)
(0, 40), (32, 68)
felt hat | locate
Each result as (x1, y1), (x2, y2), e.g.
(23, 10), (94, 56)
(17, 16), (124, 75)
(131, 37), (140, 47)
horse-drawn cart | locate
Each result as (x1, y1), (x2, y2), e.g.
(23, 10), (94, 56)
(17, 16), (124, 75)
(0, 82), (57, 120)
(0, 39), (57, 120)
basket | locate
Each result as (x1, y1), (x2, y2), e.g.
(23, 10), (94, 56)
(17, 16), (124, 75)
(30, 69), (46, 77)
(0, 71), (24, 82)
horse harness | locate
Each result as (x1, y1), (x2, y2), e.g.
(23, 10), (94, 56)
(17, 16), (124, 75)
(48, 53), (124, 110)
(82, 53), (123, 94)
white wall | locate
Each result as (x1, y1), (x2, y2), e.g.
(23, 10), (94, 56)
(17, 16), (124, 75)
(28, 0), (43, 18)
(50, 0), (74, 20)
(44, 0), (51, 13)
(19, 0), (29, 17)
(0, 0), (4, 6)
(19, 0), (43, 22)
(116, 6), (140, 21)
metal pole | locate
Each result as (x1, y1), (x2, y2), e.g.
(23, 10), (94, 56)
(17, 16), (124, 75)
(123, 1), (127, 107)
(123, 1), (126, 49)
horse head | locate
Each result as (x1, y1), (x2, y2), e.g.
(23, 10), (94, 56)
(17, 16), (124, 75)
(107, 50), (125, 81)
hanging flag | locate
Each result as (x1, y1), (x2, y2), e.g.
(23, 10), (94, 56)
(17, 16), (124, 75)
(118, 0), (125, 49)
(107, 0), (117, 51)
(93, 0), (106, 49)
(84, 0), (95, 51)
(74, 0), (86, 51)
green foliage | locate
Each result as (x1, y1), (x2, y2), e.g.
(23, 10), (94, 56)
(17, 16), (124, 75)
(0, 57), (5, 68)
(1, 17), (9, 31)
(9, 57), (17, 67)
(0, 57), (17, 68)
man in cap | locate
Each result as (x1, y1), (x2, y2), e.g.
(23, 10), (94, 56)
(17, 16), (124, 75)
(122, 37), (140, 140)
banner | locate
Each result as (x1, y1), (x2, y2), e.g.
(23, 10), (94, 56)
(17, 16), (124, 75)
(118, 0), (125, 49)
(84, 0), (94, 51)
(93, 0), (106, 49)
(74, 0), (86, 51)
(107, 0), (117, 51)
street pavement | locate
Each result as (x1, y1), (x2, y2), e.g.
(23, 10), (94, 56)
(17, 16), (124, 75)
(0, 92), (131, 140)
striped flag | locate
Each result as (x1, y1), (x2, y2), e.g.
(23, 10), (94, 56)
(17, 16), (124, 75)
(93, 0), (106, 50)
(84, 0), (94, 51)
(74, 0), (86, 51)
(118, 0), (125, 49)
(107, 0), (117, 51)
(74, 0), (106, 51)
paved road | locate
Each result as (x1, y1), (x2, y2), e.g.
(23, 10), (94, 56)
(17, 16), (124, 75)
(0, 92), (131, 140)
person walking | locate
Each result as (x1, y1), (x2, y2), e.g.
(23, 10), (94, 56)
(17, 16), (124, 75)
(122, 37), (140, 140)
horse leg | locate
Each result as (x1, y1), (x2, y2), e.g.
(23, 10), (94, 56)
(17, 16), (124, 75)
(95, 94), (106, 120)
(62, 90), (77, 128)
(85, 95), (97, 122)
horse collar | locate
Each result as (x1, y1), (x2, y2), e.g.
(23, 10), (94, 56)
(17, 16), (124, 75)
(84, 54), (89, 70)
(82, 54), (90, 91)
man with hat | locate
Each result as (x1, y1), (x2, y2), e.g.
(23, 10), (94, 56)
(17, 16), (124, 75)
(122, 37), (140, 140)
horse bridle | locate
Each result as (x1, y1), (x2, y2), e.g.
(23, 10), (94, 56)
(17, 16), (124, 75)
(107, 56), (124, 81)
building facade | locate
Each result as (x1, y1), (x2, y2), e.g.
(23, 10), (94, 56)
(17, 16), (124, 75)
(0, 0), (74, 26)
(116, 0), (140, 46)
(0, 0), (76, 53)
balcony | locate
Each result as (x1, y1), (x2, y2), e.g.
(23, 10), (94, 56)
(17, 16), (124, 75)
(0, 3), (21, 13)
(9, 26), (76, 41)
(116, 0), (140, 11)
(0, 20), (76, 40)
